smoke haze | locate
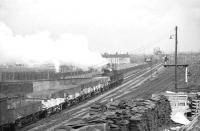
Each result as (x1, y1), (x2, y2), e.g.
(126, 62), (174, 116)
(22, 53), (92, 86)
(0, 22), (107, 70)
(1, 0), (200, 56)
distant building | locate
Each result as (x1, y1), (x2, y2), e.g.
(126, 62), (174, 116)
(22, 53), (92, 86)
(102, 52), (131, 65)
(59, 65), (75, 73)
(59, 65), (83, 73)
(0, 64), (56, 82)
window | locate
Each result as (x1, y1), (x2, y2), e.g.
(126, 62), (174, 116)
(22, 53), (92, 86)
(178, 103), (185, 106)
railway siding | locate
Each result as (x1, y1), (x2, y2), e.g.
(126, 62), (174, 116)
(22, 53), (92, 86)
(24, 64), (163, 131)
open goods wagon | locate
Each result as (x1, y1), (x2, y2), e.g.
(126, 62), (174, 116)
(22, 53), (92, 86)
(0, 69), (124, 131)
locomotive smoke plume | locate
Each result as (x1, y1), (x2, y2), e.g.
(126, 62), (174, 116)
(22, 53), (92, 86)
(0, 23), (107, 71)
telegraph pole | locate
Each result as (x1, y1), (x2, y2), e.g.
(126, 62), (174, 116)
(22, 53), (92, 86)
(175, 26), (178, 91)
(165, 26), (189, 91)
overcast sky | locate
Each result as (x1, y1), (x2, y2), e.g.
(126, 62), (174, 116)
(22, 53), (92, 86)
(0, 0), (200, 54)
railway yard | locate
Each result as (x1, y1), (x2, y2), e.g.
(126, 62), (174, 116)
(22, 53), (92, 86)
(19, 63), (186, 131)
(1, 0), (200, 130)
(1, 59), (200, 131)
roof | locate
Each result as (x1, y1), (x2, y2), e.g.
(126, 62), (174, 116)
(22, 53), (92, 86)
(102, 53), (130, 58)
(0, 65), (55, 72)
(0, 93), (7, 101)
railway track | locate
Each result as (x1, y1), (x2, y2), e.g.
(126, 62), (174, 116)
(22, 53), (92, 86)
(62, 66), (175, 119)
(21, 63), (163, 131)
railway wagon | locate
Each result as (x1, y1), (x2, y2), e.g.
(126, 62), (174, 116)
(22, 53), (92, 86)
(0, 97), (42, 131)
(26, 77), (109, 100)
(10, 101), (42, 125)
(0, 69), (124, 131)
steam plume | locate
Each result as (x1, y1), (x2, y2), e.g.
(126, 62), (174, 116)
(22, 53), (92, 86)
(0, 22), (107, 71)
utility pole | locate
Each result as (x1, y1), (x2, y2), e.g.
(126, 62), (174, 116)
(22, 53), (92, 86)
(175, 26), (178, 91)
(165, 26), (189, 91)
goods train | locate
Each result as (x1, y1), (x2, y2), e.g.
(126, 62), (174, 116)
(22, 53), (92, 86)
(0, 68), (124, 131)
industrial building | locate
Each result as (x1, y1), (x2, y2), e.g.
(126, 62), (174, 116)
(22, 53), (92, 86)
(0, 64), (56, 82)
(0, 62), (110, 130)
(102, 52), (131, 66)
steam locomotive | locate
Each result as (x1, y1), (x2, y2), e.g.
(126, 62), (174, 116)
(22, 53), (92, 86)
(0, 68), (124, 131)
